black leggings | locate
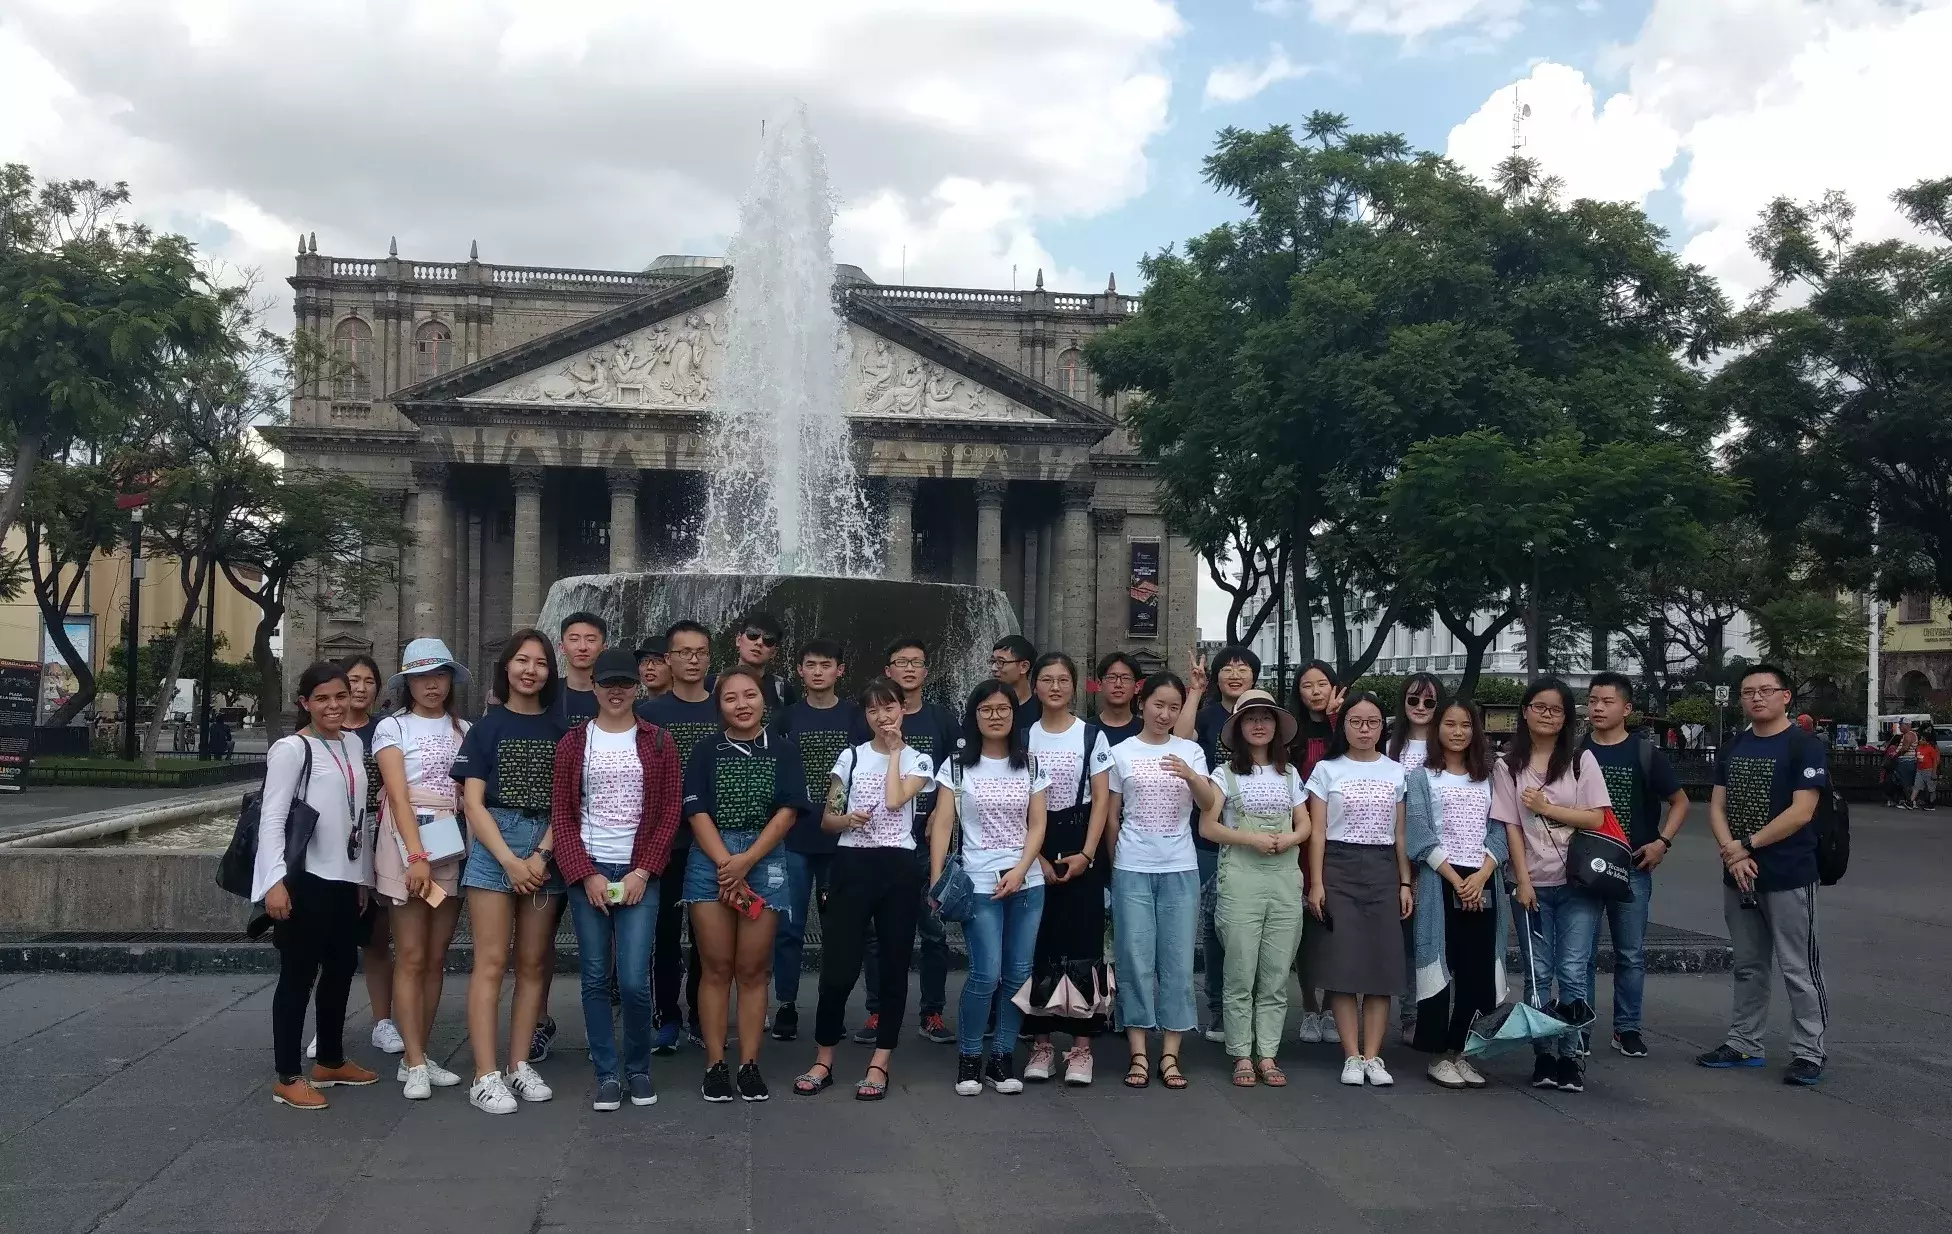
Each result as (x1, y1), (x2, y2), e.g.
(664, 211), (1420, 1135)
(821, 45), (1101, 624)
(1413, 870), (1501, 1055)
(816, 847), (922, 1050)
(655, 851), (703, 1027)
(271, 873), (363, 1078)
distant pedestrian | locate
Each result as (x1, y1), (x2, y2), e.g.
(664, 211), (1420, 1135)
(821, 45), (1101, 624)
(1913, 730), (1938, 810)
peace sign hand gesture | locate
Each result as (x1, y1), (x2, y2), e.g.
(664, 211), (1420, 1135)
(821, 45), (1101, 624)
(1186, 649), (1208, 696)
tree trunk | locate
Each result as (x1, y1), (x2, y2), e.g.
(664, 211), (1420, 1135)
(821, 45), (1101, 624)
(142, 557), (206, 768)
(1287, 514), (1315, 665)
(25, 525), (98, 727)
(1524, 549), (1544, 677)
(253, 606), (284, 739)
(0, 431), (46, 551)
(1437, 601), (1523, 702)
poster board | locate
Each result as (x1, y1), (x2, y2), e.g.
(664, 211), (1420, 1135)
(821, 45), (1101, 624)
(37, 615), (94, 726)
(0, 658), (45, 791)
(1128, 541), (1160, 637)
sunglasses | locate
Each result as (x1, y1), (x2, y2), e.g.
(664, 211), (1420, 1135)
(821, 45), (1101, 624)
(1406, 694), (1437, 708)
(742, 629), (780, 647)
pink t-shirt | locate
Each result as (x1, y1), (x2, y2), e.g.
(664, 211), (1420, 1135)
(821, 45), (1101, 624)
(1490, 750), (1610, 887)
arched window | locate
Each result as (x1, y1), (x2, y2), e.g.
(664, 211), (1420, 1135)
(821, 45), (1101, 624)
(331, 317), (373, 400)
(414, 320), (454, 383)
(1057, 347), (1087, 401)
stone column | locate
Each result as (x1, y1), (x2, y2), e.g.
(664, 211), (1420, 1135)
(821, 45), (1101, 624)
(607, 468), (640, 573)
(510, 465), (545, 629)
(884, 477), (917, 581)
(1021, 526), (1040, 642)
(1036, 520), (1055, 649)
(1093, 507), (1128, 667)
(975, 479), (1007, 591)
(408, 462), (449, 645)
(1058, 480), (1095, 660)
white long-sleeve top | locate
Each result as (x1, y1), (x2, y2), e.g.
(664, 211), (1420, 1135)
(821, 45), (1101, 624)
(250, 731), (373, 902)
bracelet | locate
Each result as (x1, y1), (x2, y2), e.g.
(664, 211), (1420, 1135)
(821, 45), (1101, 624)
(1399, 880), (1413, 887)
(406, 851), (431, 864)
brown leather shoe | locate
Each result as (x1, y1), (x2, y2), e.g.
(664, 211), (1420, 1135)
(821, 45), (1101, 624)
(311, 1059), (379, 1087)
(273, 1077), (328, 1109)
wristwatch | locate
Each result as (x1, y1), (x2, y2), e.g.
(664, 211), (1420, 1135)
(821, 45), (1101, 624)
(1739, 835), (1755, 855)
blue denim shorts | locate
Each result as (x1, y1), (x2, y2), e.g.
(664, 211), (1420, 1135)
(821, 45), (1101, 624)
(683, 832), (790, 919)
(461, 806), (566, 895)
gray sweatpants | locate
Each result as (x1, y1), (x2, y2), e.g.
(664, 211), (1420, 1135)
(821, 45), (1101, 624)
(1723, 883), (1828, 1064)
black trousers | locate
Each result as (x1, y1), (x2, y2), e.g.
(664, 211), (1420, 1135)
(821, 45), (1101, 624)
(1413, 870), (1501, 1055)
(817, 847), (923, 1050)
(655, 851), (701, 1027)
(271, 872), (363, 1078)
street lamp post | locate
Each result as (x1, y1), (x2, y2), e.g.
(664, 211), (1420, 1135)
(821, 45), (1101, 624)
(197, 562), (216, 759)
(121, 507), (144, 762)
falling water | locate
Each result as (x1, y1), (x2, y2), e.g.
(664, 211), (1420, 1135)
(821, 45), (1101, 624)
(690, 103), (879, 577)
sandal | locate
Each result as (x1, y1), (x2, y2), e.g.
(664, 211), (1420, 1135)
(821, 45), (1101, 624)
(1160, 1053), (1188, 1090)
(1232, 1058), (1257, 1088)
(1256, 1058), (1288, 1087)
(1123, 1054), (1151, 1089)
(792, 1062), (833, 1096)
(855, 1064), (889, 1102)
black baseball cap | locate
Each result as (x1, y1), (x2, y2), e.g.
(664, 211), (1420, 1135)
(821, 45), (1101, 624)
(592, 648), (640, 686)
(635, 635), (668, 659)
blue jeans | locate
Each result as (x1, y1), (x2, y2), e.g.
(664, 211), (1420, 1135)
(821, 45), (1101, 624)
(566, 862), (659, 1083)
(1113, 868), (1200, 1033)
(957, 883), (1046, 1056)
(864, 846), (948, 1018)
(1589, 869), (1653, 1034)
(773, 851), (834, 1004)
(1525, 882), (1602, 1059)
(1196, 846), (1223, 1020)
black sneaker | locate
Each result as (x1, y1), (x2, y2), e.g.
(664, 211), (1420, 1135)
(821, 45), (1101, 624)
(1696, 1044), (1765, 1069)
(852, 1014), (881, 1046)
(955, 1054), (984, 1096)
(1530, 1056), (1558, 1088)
(1612, 1031), (1648, 1058)
(1783, 1058), (1825, 1087)
(984, 1052), (1023, 1095)
(527, 1015), (556, 1065)
(918, 1012), (955, 1044)
(1555, 1057), (1585, 1092)
(770, 1003), (799, 1042)
(737, 1062), (770, 1102)
(701, 1061), (734, 1103)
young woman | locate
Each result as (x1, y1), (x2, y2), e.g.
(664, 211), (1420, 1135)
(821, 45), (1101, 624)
(931, 679), (1050, 1096)
(340, 653), (400, 1059)
(1199, 689), (1309, 1086)
(255, 661), (378, 1110)
(1386, 673), (1442, 1043)
(1289, 659), (1342, 1047)
(1106, 672), (1213, 1092)
(683, 667), (804, 1104)
(1496, 678), (1610, 1093)
(796, 680), (933, 1101)
(371, 639), (471, 1100)
(549, 648), (684, 1112)
(454, 629), (567, 1115)
(1404, 700), (1509, 1090)
(1021, 653), (1113, 1087)
(1304, 692), (1412, 1088)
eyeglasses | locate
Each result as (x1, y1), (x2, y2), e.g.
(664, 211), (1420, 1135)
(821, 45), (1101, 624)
(1406, 695), (1437, 708)
(1346, 716), (1383, 730)
(1739, 686), (1787, 699)
(976, 705), (1015, 719)
(742, 629), (779, 647)
(1527, 703), (1566, 719)
(667, 648), (709, 661)
(1099, 673), (1135, 686)
(989, 655), (1025, 668)
(888, 656), (926, 670)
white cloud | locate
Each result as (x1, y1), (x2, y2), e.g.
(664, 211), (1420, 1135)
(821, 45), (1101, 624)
(1446, 62), (1679, 205)
(1308, 0), (1526, 39)
(0, 0), (1182, 321)
(1203, 43), (1314, 106)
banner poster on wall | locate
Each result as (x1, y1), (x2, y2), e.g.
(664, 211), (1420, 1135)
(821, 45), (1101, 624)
(37, 615), (94, 726)
(0, 658), (45, 791)
(1128, 541), (1160, 637)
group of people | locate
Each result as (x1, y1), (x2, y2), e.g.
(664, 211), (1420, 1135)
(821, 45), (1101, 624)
(1880, 721), (1939, 810)
(250, 615), (1834, 1114)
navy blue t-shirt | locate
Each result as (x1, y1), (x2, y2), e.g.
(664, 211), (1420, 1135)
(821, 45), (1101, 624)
(450, 705), (566, 816)
(771, 698), (869, 853)
(682, 729), (808, 836)
(1582, 733), (1683, 851)
(1095, 714), (1144, 747)
(553, 684), (599, 729)
(636, 692), (722, 849)
(902, 702), (961, 830)
(1715, 726), (1828, 893)
(1189, 701), (1234, 850)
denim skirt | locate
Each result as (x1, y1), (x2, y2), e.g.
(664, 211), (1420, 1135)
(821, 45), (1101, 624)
(682, 830), (790, 919)
(461, 806), (565, 895)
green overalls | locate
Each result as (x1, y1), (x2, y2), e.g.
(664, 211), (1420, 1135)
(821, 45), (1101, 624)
(1214, 766), (1305, 1059)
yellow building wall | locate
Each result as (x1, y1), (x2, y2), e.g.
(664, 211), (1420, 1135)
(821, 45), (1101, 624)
(1884, 597), (1952, 654)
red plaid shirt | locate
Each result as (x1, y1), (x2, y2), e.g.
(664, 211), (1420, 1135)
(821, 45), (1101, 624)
(549, 718), (683, 885)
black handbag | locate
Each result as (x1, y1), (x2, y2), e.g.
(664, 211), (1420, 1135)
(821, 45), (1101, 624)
(1566, 808), (1635, 903)
(216, 737), (317, 900)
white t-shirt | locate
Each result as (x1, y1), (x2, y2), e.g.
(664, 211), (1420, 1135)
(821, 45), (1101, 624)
(831, 742), (934, 850)
(1025, 717), (1114, 813)
(1396, 738), (1429, 774)
(1206, 762), (1306, 830)
(371, 711), (469, 806)
(934, 755), (1051, 892)
(581, 722), (644, 864)
(1305, 755), (1407, 846)
(1429, 769), (1494, 871)
(1106, 735), (1208, 873)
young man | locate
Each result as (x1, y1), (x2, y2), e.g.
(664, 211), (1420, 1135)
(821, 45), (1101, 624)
(637, 636), (671, 700)
(555, 611), (608, 727)
(857, 636), (961, 1045)
(989, 635), (1039, 732)
(733, 612), (794, 717)
(1698, 664), (1829, 1086)
(1092, 651), (1144, 745)
(1175, 643), (1260, 1041)
(1581, 673), (1689, 1058)
(766, 638), (868, 1040)
(637, 621), (723, 1054)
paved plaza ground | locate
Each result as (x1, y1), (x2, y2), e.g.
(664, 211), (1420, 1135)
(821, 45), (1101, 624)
(2, 807), (1949, 1233)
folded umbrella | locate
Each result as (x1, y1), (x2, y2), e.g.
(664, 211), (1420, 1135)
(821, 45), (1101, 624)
(1464, 906), (1587, 1059)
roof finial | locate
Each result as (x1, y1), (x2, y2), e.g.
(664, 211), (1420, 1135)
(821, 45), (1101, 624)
(1107, 272), (1117, 293)
(1035, 267), (1044, 290)
(389, 235), (398, 257)
(298, 233), (306, 255)
(307, 232), (317, 254)
(469, 239), (479, 260)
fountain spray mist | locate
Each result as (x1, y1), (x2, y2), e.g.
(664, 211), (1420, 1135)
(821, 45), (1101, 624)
(691, 102), (878, 577)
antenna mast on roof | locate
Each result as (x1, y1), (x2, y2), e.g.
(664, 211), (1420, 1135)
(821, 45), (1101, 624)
(1511, 90), (1531, 156)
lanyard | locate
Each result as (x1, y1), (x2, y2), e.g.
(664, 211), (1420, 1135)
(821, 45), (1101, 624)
(317, 733), (359, 826)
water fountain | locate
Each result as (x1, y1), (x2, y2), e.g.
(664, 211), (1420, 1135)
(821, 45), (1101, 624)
(537, 102), (1016, 699)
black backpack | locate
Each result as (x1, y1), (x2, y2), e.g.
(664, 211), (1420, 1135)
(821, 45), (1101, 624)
(1787, 728), (1850, 886)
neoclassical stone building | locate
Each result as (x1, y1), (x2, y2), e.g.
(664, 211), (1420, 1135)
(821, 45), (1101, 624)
(274, 241), (1198, 698)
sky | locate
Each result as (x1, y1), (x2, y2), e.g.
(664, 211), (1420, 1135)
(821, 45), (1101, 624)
(3, 0), (1948, 637)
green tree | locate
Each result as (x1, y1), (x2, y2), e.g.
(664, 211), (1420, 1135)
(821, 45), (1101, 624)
(18, 456), (134, 724)
(1748, 591), (1868, 701)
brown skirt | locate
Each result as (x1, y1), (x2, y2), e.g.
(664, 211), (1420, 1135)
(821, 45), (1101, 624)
(1304, 841), (1405, 996)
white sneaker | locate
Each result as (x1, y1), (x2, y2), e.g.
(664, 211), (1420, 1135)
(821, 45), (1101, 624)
(1023, 1042), (1056, 1083)
(397, 1059), (462, 1087)
(1063, 1044), (1094, 1087)
(1453, 1057), (1487, 1088)
(507, 1060), (553, 1102)
(1339, 1056), (1365, 1086)
(402, 1064), (432, 1100)
(469, 1071), (517, 1115)
(1362, 1057), (1394, 1087)
(1426, 1058), (1466, 1089)
(305, 1035), (317, 1060)
(371, 1018), (406, 1055)
(1325, 1017), (1342, 1046)
(1298, 1013), (1323, 1044)
(1202, 1023), (1226, 1044)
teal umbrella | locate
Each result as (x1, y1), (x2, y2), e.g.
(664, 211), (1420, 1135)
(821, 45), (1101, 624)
(1465, 906), (1589, 1058)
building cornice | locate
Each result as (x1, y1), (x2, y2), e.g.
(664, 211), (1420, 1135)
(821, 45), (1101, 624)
(261, 425), (421, 455)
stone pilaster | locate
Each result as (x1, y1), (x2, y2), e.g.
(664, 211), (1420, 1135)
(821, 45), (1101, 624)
(1036, 520), (1055, 650)
(975, 479), (1007, 591)
(1058, 480), (1095, 661)
(884, 477), (917, 581)
(511, 465), (545, 629)
(1021, 525), (1040, 644)
(1092, 507), (1128, 668)
(408, 462), (449, 646)
(607, 468), (640, 573)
